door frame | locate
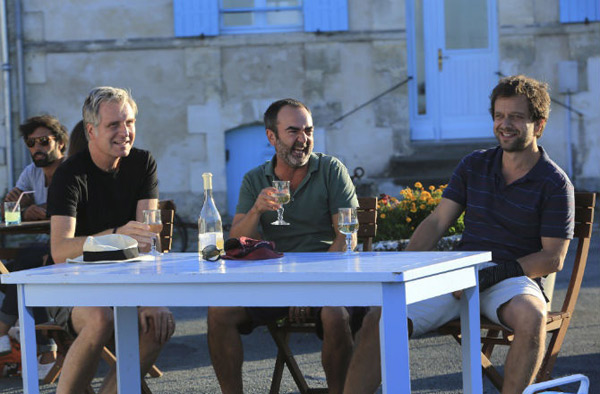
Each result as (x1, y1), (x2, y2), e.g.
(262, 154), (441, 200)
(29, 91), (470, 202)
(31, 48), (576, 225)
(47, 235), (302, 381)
(406, 0), (499, 141)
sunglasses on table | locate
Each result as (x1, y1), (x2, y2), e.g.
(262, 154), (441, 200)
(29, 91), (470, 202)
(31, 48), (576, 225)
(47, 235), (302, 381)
(25, 135), (55, 148)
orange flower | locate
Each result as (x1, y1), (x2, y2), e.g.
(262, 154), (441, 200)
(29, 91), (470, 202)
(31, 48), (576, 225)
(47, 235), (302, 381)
(414, 182), (423, 189)
(380, 213), (386, 219)
(406, 217), (412, 223)
(420, 204), (426, 210)
(428, 185), (435, 191)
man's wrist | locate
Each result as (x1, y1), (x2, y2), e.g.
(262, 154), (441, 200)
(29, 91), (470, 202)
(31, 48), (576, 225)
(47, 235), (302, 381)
(478, 260), (525, 292)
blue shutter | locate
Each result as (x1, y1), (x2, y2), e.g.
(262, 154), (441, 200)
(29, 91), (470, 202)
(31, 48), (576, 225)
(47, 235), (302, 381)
(560, 0), (600, 23)
(304, 0), (348, 32)
(174, 0), (219, 37)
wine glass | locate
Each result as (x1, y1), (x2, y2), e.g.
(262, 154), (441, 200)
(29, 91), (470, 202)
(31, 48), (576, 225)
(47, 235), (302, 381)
(271, 180), (291, 226)
(338, 207), (359, 254)
(143, 209), (163, 256)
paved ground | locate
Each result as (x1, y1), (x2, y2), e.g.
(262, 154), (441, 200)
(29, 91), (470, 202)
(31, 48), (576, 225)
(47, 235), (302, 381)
(0, 223), (597, 393)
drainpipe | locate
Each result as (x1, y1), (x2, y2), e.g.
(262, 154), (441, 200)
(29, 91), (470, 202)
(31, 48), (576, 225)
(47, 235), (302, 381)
(0, 0), (14, 187)
(15, 0), (27, 169)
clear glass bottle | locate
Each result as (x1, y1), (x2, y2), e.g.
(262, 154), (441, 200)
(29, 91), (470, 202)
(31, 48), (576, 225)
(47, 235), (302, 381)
(198, 172), (224, 255)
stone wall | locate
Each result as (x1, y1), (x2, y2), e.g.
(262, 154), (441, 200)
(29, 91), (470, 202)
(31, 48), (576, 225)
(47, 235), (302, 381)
(0, 0), (597, 226)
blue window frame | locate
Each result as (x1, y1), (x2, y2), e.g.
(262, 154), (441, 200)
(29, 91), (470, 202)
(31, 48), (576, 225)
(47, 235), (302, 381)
(560, 0), (600, 23)
(174, 0), (348, 37)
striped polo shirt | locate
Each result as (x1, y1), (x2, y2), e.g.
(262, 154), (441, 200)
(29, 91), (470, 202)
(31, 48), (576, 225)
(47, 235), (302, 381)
(443, 146), (575, 264)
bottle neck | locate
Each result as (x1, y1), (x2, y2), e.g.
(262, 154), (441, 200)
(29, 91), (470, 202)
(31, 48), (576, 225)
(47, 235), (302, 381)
(204, 187), (213, 201)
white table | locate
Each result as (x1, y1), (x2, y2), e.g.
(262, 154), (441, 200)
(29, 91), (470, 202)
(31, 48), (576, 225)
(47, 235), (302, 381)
(2, 251), (490, 393)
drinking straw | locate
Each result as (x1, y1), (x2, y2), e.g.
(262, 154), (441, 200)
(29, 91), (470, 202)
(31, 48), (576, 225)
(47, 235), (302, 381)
(12, 191), (34, 212)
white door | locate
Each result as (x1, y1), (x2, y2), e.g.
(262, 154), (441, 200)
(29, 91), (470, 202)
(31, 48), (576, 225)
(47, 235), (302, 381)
(407, 0), (499, 140)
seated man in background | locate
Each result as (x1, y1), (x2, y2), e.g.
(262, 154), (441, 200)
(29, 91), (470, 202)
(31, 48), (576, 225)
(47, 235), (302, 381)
(343, 75), (575, 394)
(0, 114), (69, 376)
(4, 114), (68, 220)
(47, 86), (175, 393)
(208, 98), (363, 394)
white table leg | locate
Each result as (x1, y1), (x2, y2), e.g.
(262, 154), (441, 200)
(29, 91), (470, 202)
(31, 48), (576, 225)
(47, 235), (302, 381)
(114, 307), (141, 394)
(380, 283), (410, 394)
(460, 268), (482, 394)
(16, 284), (39, 394)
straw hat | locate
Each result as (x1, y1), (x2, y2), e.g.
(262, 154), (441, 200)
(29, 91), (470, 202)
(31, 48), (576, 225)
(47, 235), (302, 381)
(67, 234), (153, 264)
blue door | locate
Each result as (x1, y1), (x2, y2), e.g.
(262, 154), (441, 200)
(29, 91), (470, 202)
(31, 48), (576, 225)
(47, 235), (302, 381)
(225, 125), (275, 217)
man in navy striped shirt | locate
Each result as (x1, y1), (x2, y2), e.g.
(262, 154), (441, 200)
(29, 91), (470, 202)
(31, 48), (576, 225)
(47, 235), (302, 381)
(343, 75), (575, 394)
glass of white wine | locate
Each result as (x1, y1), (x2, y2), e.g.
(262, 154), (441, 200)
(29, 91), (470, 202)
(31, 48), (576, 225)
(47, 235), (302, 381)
(271, 180), (291, 226)
(338, 207), (359, 254)
(143, 209), (163, 256)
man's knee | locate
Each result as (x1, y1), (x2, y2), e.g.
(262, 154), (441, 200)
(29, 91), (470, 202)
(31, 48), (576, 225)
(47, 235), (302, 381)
(362, 307), (381, 332)
(500, 295), (546, 335)
(207, 307), (247, 331)
(72, 307), (114, 341)
(320, 307), (350, 332)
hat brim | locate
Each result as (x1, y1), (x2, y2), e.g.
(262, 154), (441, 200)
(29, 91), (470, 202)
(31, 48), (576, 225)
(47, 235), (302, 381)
(67, 254), (155, 264)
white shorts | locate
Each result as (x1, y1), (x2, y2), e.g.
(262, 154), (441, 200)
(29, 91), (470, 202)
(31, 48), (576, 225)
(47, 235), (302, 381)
(407, 275), (546, 338)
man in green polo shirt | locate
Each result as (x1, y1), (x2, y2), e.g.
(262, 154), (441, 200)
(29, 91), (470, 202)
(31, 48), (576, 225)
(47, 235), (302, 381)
(207, 98), (361, 394)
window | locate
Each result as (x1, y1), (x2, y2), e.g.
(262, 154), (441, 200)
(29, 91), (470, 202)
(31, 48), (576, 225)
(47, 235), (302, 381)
(174, 0), (348, 37)
(221, 0), (303, 34)
(560, 0), (600, 23)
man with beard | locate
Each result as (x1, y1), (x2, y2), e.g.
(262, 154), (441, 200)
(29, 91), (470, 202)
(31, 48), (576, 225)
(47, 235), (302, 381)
(343, 75), (575, 394)
(208, 98), (362, 394)
(4, 115), (68, 220)
(0, 115), (68, 376)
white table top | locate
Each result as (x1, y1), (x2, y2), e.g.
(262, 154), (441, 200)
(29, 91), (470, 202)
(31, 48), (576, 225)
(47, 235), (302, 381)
(1, 251), (491, 285)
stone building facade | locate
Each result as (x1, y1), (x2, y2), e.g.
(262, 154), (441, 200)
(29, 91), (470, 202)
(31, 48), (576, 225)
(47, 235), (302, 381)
(0, 0), (597, 224)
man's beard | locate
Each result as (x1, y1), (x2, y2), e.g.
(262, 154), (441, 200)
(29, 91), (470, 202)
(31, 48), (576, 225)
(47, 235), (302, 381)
(275, 138), (311, 168)
(495, 128), (532, 153)
(32, 150), (60, 167)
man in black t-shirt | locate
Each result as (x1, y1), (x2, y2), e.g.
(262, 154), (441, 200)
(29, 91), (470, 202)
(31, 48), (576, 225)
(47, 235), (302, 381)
(47, 87), (175, 393)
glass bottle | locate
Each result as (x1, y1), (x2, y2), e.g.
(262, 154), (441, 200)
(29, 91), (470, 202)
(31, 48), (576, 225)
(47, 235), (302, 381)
(198, 172), (224, 256)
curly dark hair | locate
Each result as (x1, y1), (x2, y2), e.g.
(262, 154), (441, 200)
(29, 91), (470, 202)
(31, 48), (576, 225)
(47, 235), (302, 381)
(19, 115), (69, 153)
(263, 98), (311, 137)
(490, 75), (551, 123)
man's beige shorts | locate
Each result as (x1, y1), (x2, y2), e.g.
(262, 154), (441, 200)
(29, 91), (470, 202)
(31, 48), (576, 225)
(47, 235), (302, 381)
(407, 272), (546, 338)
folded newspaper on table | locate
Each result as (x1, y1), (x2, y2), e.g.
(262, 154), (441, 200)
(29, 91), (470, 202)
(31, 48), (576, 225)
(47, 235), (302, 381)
(67, 234), (153, 264)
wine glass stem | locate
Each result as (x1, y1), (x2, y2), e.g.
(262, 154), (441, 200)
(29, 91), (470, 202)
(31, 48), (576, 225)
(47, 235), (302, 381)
(151, 236), (157, 254)
(277, 207), (284, 224)
(345, 234), (352, 253)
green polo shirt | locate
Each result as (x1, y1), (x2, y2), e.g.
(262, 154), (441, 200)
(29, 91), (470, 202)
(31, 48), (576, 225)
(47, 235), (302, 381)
(236, 153), (358, 252)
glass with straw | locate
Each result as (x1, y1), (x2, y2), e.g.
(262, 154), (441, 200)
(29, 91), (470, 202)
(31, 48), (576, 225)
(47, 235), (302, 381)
(4, 191), (34, 225)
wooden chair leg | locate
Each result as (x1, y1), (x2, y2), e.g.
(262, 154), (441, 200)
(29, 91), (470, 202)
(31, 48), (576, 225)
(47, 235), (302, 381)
(481, 352), (504, 391)
(267, 324), (311, 394)
(269, 348), (286, 394)
(148, 364), (163, 378)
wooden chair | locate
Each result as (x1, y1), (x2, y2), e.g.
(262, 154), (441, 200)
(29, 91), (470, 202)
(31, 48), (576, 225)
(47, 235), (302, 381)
(438, 191), (596, 390)
(268, 197), (378, 394)
(34, 200), (177, 390)
(158, 199), (176, 253)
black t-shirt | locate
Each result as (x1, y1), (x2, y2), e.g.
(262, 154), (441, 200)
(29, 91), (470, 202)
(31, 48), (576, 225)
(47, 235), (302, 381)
(47, 147), (159, 236)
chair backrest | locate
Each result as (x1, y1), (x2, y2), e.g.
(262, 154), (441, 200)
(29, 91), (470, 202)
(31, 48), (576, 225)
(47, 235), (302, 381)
(357, 197), (378, 252)
(558, 192), (595, 315)
(158, 200), (176, 253)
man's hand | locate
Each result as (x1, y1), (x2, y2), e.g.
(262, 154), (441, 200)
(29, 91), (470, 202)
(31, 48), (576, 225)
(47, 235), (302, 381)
(251, 187), (282, 215)
(23, 205), (47, 221)
(289, 306), (311, 324)
(139, 307), (175, 345)
(4, 187), (23, 202)
(114, 221), (155, 251)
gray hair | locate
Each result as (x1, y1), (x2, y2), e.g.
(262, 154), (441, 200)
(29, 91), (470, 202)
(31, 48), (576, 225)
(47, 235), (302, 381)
(82, 87), (138, 137)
